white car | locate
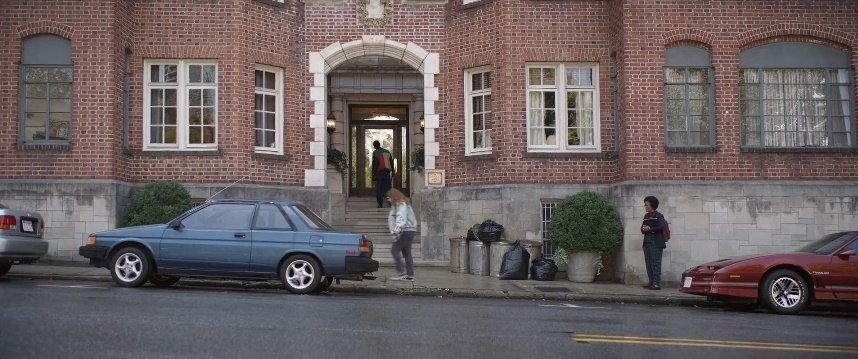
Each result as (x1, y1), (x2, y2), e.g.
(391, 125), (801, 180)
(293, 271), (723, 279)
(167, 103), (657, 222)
(0, 203), (48, 277)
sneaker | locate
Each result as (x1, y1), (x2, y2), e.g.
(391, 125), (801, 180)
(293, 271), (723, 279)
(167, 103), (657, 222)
(390, 274), (407, 281)
(405, 276), (415, 281)
(647, 284), (661, 290)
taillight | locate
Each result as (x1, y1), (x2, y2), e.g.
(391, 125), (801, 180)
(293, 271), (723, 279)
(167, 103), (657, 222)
(359, 238), (372, 255)
(0, 215), (16, 230)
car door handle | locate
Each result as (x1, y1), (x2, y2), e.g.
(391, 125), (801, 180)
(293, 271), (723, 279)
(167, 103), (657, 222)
(234, 233), (246, 238)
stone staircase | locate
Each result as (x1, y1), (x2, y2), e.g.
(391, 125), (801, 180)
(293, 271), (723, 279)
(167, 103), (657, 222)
(332, 197), (423, 265)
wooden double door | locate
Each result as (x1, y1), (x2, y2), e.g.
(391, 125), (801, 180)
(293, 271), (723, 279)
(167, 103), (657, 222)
(349, 105), (411, 197)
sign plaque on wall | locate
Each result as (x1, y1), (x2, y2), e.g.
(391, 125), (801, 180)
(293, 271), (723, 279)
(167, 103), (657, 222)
(425, 169), (445, 187)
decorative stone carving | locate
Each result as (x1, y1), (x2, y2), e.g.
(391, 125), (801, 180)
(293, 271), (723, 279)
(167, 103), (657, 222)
(357, 0), (393, 26)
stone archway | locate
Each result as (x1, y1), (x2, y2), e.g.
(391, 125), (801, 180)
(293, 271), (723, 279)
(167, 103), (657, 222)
(305, 35), (439, 187)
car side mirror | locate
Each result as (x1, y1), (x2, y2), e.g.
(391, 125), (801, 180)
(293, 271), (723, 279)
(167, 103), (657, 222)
(168, 219), (182, 229)
(838, 249), (856, 259)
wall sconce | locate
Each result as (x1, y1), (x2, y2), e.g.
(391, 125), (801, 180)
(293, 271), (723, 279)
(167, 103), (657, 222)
(419, 114), (425, 133)
(326, 114), (337, 135)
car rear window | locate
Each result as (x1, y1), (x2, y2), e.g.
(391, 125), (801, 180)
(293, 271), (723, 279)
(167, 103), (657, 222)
(290, 205), (333, 230)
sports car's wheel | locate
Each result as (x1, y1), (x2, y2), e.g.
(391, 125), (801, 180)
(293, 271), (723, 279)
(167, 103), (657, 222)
(279, 255), (321, 294)
(149, 274), (180, 287)
(0, 261), (11, 277)
(109, 247), (151, 288)
(760, 269), (809, 315)
(313, 276), (334, 293)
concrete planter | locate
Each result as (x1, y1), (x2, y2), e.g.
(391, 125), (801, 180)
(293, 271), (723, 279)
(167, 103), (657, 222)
(567, 251), (598, 283)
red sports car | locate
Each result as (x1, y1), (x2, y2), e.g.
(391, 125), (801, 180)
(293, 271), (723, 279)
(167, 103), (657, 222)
(680, 231), (858, 314)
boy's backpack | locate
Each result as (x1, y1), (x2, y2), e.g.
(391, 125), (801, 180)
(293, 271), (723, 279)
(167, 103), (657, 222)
(663, 219), (671, 242)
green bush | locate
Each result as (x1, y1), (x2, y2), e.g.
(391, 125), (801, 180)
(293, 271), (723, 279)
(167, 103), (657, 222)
(410, 146), (425, 173)
(327, 148), (348, 175)
(548, 191), (623, 255)
(123, 181), (193, 227)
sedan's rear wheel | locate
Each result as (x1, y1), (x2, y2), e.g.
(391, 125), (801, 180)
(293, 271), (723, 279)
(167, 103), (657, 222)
(149, 274), (180, 287)
(279, 255), (321, 294)
(109, 247), (150, 288)
(760, 269), (809, 315)
(0, 261), (11, 277)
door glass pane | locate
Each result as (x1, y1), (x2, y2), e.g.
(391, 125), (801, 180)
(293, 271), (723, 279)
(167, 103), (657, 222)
(401, 126), (407, 188)
(363, 128), (394, 191)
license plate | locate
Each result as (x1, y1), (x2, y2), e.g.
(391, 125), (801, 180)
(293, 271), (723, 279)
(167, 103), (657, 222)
(22, 219), (34, 233)
(683, 276), (693, 288)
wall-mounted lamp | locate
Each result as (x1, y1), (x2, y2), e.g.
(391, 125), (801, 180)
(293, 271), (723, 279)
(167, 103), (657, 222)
(419, 114), (425, 133)
(326, 114), (337, 135)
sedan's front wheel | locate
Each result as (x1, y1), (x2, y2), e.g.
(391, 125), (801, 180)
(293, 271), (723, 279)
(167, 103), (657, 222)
(280, 255), (321, 294)
(760, 269), (809, 315)
(109, 247), (151, 288)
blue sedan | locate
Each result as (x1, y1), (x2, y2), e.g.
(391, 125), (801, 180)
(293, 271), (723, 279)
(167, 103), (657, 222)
(79, 199), (378, 294)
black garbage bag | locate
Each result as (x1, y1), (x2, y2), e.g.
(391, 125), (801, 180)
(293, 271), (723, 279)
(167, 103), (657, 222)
(530, 257), (558, 281)
(499, 241), (530, 280)
(478, 219), (504, 243)
(466, 226), (479, 242)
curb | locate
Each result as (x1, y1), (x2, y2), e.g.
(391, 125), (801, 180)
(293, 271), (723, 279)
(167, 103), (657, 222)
(5, 272), (708, 306)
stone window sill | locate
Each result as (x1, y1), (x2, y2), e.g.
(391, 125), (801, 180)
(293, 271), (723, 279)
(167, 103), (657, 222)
(17, 142), (72, 151)
(124, 149), (224, 157)
(522, 151), (618, 159)
(740, 147), (857, 154)
(461, 0), (494, 10)
(665, 146), (719, 153)
(460, 153), (496, 162)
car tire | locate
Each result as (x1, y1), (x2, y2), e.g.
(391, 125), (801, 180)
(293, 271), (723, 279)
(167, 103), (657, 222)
(0, 261), (11, 277)
(109, 247), (151, 288)
(279, 254), (321, 294)
(313, 276), (334, 293)
(149, 274), (180, 287)
(760, 269), (809, 315)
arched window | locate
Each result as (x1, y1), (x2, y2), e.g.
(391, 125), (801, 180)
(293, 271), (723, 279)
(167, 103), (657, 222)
(739, 42), (853, 148)
(664, 46), (714, 148)
(20, 34), (73, 144)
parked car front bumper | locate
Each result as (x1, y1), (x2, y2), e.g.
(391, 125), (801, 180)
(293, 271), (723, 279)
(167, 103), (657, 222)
(345, 256), (379, 274)
(0, 235), (49, 262)
(78, 245), (110, 267)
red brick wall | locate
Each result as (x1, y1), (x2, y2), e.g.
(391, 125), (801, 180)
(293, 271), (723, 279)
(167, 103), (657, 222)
(619, 0), (858, 181)
(0, 1), (119, 180)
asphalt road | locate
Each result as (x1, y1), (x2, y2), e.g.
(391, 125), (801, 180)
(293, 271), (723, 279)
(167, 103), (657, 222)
(1, 278), (857, 359)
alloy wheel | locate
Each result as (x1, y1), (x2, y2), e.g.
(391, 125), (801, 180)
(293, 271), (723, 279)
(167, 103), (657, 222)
(770, 277), (802, 308)
(114, 252), (143, 283)
(286, 260), (315, 290)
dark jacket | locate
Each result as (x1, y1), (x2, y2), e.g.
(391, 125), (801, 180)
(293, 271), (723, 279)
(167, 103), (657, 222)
(641, 211), (667, 249)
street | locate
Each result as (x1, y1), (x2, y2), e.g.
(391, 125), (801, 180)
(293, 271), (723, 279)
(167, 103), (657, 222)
(1, 278), (857, 359)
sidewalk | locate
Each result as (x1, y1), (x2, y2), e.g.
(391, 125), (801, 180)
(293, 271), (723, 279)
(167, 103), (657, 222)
(5, 262), (707, 306)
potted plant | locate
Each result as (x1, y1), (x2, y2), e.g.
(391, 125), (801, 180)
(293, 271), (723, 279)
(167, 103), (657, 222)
(548, 191), (623, 282)
(410, 146), (425, 173)
(327, 148), (348, 176)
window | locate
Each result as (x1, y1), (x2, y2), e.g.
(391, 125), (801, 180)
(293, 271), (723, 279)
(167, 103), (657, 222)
(465, 67), (492, 154)
(254, 66), (283, 154)
(20, 34), (73, 144)
(526, 63), (600, 152)
(541, 202), (557, 258)
(181, 203), (255, 230)
(254, 204), (292, 230)
(144, 60), (218, 150)
(739, 42), (854, 148)
(664, 46), (714, 147)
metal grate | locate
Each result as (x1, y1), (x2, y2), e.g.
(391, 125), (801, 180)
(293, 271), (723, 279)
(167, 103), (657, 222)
(541, 202), (557, 258)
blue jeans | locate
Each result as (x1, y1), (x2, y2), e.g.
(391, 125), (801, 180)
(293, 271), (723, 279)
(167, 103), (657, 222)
(391, 231), (415, 277)
(643, 240), (663, 285)
(374, 170), (392, 206)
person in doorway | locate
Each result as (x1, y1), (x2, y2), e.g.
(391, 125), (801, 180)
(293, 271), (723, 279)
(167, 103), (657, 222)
(387, 188), (417, 281)
(640, 196), (667, 290)
(371, 140), (394, 208)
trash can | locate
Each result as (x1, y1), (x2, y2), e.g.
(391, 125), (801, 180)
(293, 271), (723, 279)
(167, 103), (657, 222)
(522, 240), (544, 262)
(468, 241), (490, 276)
(489, 241), (513, 277)
(449, 237), (469, 273)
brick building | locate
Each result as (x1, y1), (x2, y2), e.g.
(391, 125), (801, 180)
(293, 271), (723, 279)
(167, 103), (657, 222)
(1, 0), (856, 284)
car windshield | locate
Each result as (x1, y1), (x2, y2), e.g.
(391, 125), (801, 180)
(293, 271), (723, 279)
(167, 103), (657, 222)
(0, 203), (6, 209)
(291, 204), (333, 230)
(795, 232), (856, 254)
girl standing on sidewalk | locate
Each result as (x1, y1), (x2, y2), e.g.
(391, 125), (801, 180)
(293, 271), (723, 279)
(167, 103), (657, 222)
(387, 189), (417, 281)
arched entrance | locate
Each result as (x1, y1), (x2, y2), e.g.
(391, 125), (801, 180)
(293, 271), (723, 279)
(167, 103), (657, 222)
(305, 36), (439, 188)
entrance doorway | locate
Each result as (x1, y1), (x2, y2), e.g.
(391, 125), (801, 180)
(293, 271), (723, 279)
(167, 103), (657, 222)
(349, 105), (410, 197)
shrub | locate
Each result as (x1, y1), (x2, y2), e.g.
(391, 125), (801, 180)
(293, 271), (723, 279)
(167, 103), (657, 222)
(410, 146), (425, 173)
(123, 181), (193, 227)
(548, 191), (623, 255)
(327, 148), (348, 175)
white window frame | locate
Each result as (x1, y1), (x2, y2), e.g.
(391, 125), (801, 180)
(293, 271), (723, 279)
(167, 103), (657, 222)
(526, 63), (600, 153)
(464, 66), (492, 155)
(254, 65), (283, 155)
(143, 59), (218, 151)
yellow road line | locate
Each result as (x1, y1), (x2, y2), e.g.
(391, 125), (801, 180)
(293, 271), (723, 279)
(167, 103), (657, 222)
(570, 334), (858, 354)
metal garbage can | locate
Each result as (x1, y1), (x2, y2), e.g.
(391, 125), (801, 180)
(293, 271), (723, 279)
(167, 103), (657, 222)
(522, 240), (544, 262)
(468, 241), (490, 276)
(489, 241), (513, 277)
(449, 237), (469, 273)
